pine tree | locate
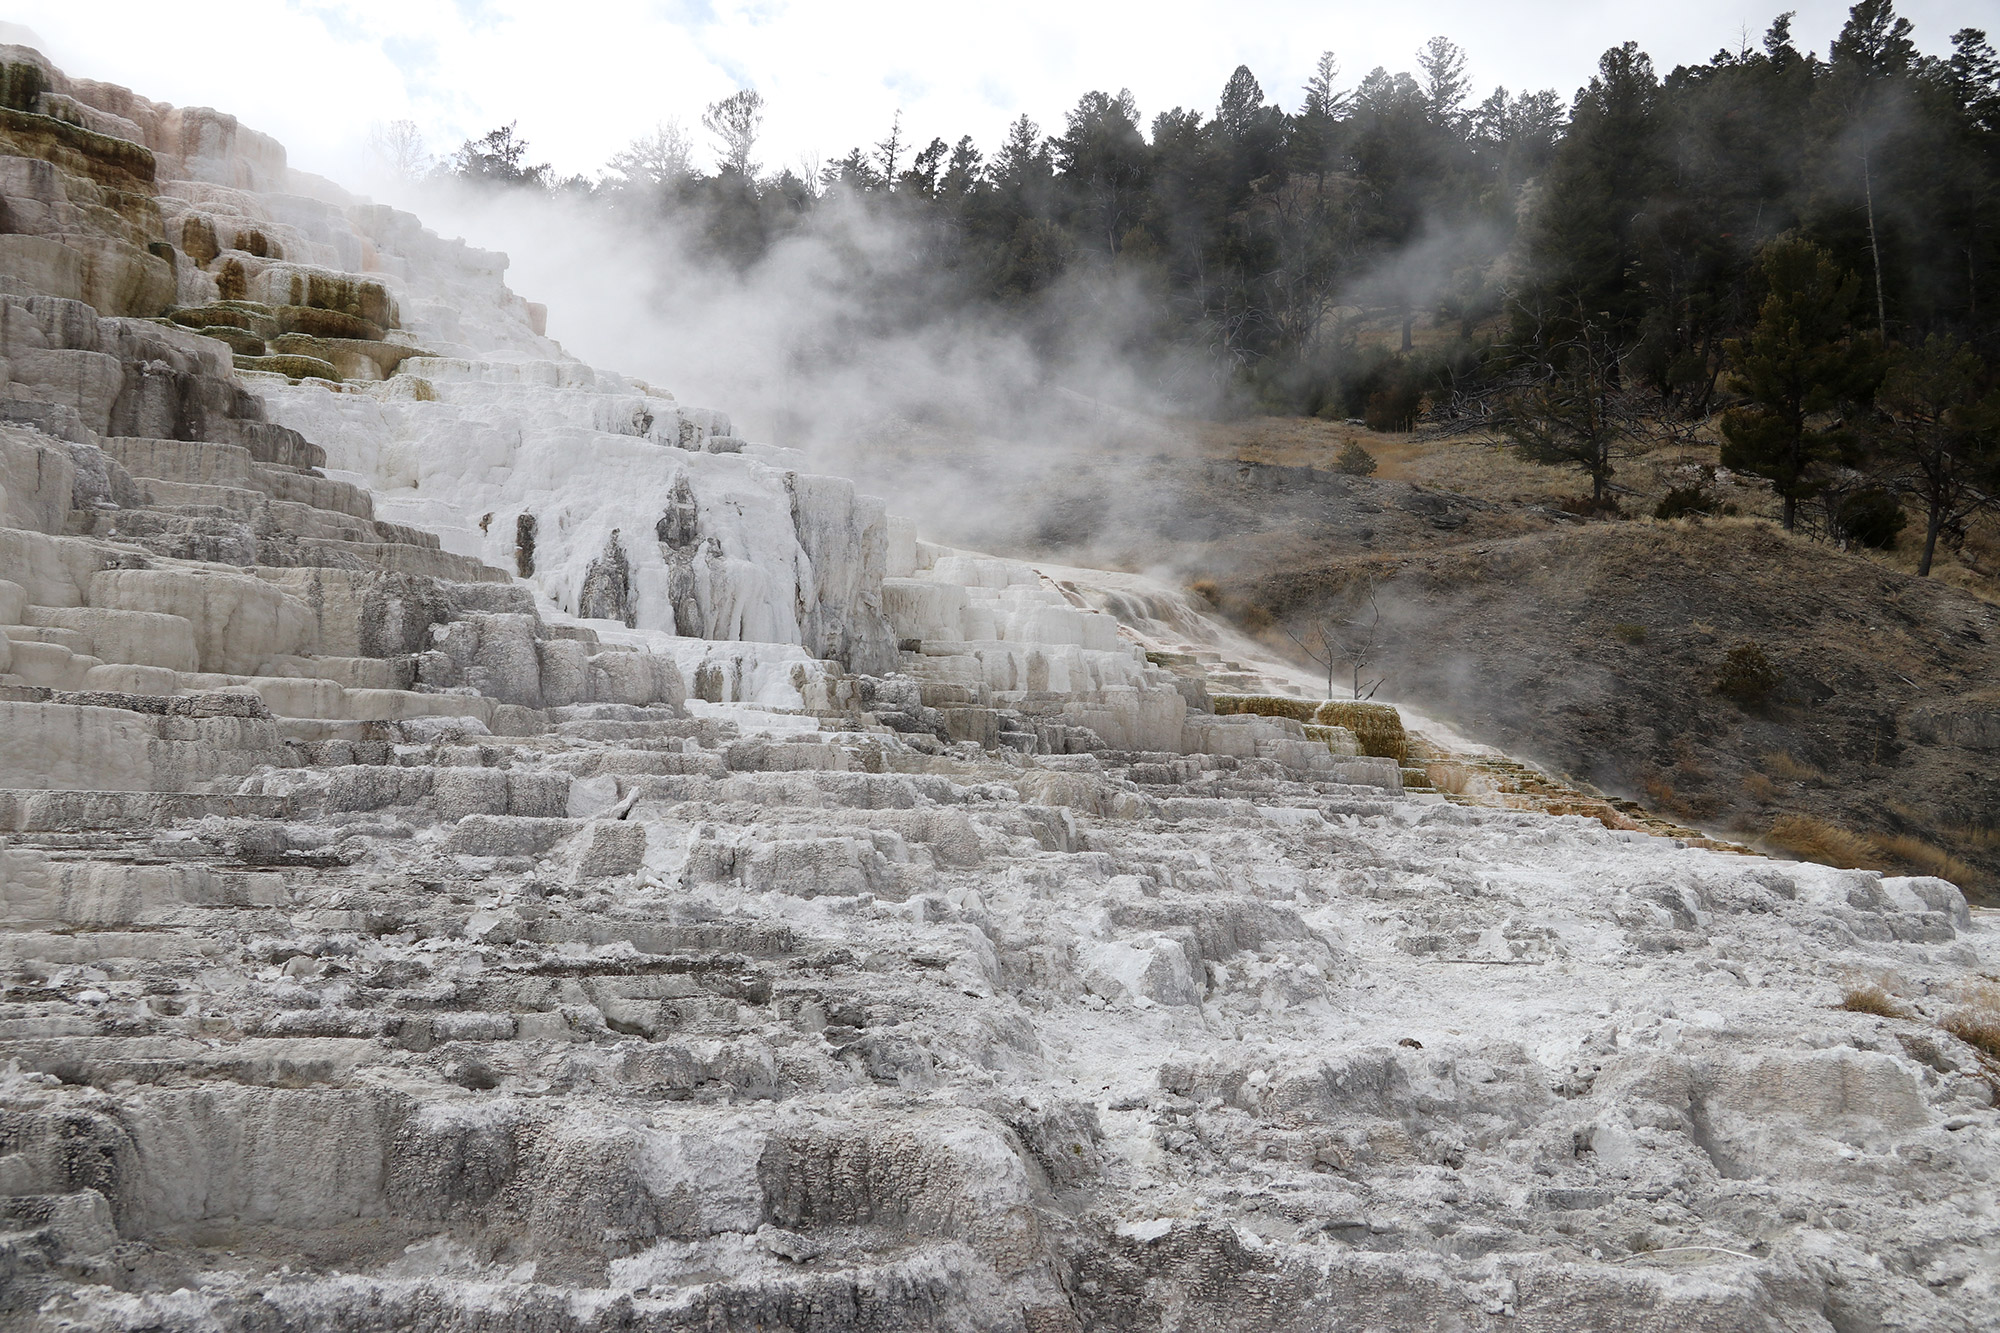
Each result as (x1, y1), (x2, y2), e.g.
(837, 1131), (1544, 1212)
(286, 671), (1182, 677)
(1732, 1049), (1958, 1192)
(1720, 238), (1883, 530)
(1522, 44), (1662, 344)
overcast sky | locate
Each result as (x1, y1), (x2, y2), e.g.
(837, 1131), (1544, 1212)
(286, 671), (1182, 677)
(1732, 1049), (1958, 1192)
(3, 1), (1981, 187)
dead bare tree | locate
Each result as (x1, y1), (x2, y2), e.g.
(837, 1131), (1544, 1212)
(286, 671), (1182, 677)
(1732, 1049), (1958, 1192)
(1286, 579), (1388, 700)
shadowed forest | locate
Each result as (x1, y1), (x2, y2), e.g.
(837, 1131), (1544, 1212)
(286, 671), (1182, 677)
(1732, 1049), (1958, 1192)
(396, 2), (1999, 570)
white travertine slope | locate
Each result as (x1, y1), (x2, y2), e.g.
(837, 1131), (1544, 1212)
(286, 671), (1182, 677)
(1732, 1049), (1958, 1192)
(0, 40), (1996, 1333)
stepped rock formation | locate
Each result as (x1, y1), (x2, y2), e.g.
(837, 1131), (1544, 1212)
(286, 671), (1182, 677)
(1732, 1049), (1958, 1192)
(1, 44), (1997, 1333)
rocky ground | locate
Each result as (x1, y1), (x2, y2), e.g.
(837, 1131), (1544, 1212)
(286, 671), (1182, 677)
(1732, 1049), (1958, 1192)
(0, 40), (1997, 1333)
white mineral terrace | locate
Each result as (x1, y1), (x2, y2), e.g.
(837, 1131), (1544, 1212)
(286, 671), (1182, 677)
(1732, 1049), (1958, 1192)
(0, 41), (1994, 1333)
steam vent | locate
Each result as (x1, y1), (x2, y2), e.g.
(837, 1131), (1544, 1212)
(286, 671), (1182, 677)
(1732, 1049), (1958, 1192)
(1, 44), (1996, 1333)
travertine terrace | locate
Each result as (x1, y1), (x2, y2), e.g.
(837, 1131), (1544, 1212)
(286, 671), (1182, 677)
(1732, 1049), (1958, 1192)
(0, 45), (1995, 1333)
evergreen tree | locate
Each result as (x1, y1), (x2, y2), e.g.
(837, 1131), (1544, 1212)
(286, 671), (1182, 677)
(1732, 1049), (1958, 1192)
(539, 9), (2000, 423)
(1523, 43), (1662, 344)
(1720, 238), (1883, 530)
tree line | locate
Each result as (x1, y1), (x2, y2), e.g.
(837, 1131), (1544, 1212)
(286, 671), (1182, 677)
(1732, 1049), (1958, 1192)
(388, 1), (1999, 573)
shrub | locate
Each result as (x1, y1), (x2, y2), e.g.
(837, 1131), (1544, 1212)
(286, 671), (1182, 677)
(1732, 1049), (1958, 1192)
(1653, 486), (1715, 520)
(1715, 642), (1781, 705)
(1315, 701), (1409, 763)
(1364, 384), (1423, 432)
(1335, 442), (1378, 476)
(1189, 579), (1222, 607)
(1211, 693), (1317, 723)
(1836, 488), (1907, 550)
(1558, 494), (1624, 519)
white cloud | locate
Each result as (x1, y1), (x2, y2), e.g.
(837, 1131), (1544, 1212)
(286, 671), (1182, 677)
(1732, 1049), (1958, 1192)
(4, 1), (1977, 185)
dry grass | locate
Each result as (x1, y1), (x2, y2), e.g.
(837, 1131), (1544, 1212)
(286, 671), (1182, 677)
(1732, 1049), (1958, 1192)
(1765, 814), (1883, 870)
(1840, 986), (1908, 1018)
(1942, 983), (2000, 1062)
(1763, 814), (1985, 894)
(1761, 751), (1827, 785)
(1742, 772), (1778, 802)
(1872, 833), (1981, 887)
(1945, 1012), (2000, 1061)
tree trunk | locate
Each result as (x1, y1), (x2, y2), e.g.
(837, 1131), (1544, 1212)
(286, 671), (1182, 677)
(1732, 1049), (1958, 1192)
(1400, 303), (1413, 353)
(1919, 499), (1943, 577)
(1862, 151), (1889, 334)
(1781, 492), (1797, 532)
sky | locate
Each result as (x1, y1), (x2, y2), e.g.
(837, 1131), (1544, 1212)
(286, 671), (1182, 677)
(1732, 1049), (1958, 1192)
(2, 1), (1980, 186)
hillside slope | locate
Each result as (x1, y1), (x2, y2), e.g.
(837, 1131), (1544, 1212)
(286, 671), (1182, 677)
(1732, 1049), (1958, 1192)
(1214, 500), (2000, 903)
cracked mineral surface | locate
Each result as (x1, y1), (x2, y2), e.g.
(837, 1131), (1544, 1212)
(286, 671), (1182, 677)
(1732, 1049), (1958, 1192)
(0, 42), (1996, 1333)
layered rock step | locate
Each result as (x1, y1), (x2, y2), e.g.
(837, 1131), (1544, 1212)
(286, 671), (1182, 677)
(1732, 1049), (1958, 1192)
(2, 40), (1996, 1333)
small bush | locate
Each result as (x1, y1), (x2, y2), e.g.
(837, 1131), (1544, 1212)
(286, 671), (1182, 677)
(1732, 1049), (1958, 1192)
(1611, 623), (1647, 644)
(1742, 772), (1778, 801)
(1654, 486), (1715, 521)
(1335, 441), (1379, 476)
(1189, 579), (1222, 607)
(1836, 488), (1908, 550)
(1558, 494), (1624, 519)
(1364, 384), (1423, 433)
(1240, 603), (1274, 632)
(1840, 986), (1906, 1018)
(1715, 642), (1781, 705)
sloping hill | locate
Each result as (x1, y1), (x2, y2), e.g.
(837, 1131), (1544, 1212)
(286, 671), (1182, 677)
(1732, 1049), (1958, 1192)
(1227, 518), (2000, 900)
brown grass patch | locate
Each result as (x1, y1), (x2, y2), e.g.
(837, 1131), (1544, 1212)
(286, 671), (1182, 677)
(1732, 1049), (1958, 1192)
(1762, 815), (1984, 894)
(1941, 984), (2000, 1063)
(1944, 1012), (2000, 1062)
(1840, 986), (1909, 1018)
(1872, 833), (1980, 887)
(1764, 814), (1880, 870)
(1760, 751), (1826, 785)
(1742, 772), (1778, 802)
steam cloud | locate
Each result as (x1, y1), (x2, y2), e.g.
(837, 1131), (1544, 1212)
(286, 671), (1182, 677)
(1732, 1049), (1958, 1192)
(375, 176), (1228, 567)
